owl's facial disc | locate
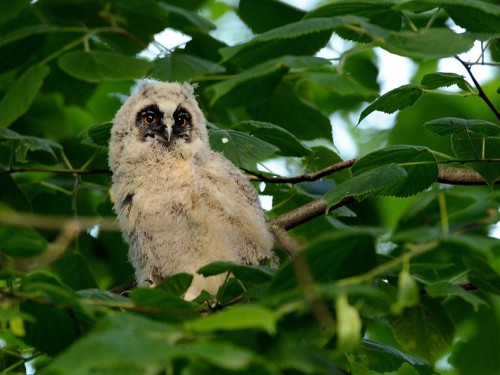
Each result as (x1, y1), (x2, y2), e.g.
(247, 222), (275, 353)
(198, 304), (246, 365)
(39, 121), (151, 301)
(136, 104), (192, 145)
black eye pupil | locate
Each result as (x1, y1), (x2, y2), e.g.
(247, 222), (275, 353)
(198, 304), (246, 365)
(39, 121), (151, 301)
(143, 112), (156, 125)
(175, 112), (190, 127)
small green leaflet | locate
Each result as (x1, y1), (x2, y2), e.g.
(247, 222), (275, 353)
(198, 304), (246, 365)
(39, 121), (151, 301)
(82, 122), (113, 149)
(324, 163), (407, 210)
(358, 85), (424, 124)
(0, 128), (61, 164)
(351, 145), (438, 197)
(424, 117), (500, 136)
(420, 72), (471, 91)
(209, 129), (279, 170)
(361, 23), (474, 59)
(389, 297), (455, 364)
(451, 133), (500, 187)
(198, 261), (276, 284)
(184, 305), (278, 335)
(232, 120), (311, 157)
(0, 65), (50, 128)
(58, 51), (152, 82)
(425, 281), (488, 312)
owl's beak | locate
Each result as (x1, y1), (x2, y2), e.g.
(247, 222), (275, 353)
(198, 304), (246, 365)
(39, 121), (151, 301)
(153, 122), (173, 144)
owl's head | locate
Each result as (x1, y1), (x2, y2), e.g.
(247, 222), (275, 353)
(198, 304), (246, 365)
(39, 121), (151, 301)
(111, 81), (208, 150)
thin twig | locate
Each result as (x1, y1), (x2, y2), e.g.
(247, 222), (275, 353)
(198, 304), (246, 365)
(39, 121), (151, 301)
(0, 167), (111, 176)
(456, 56), (500, 122)
(247, 159), (357, 184)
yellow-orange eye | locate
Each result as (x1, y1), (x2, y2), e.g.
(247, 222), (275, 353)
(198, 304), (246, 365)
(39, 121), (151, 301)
(142, 112), (157, 125)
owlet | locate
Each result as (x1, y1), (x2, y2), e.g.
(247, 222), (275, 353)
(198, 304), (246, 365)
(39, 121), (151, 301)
(109, 81), (274, 300)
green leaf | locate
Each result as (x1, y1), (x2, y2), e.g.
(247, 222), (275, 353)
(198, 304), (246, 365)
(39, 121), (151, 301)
(389, 297), (454, 364)
(41, 313), (176, 374)
(0, 128), (61, 163)
(249, 82), (333, 141)
(185, 304), (278, 335)
(271, 230), (377, 293)
(206, 59), (290, 107)
(424, 117), (500, 136)
(82, 122), (112, 149)
(58, 51), (152, 82)
(361, 24), (475, 59)
(151, 51), (225, 82)
(232, 121), (311, 157)
(166, 341), (255, 370)
(51, 252), (98, 290)
(421, 72), (470, 90)
(425, 281), (488, 311)
(129, 287), (195, 321)
(463, 254), (500, 295)
(0, 65), (50, 128)
(0, 175), (31, 211)
(0, 224), (47, 257)
(306, 0), (402, 42)
(324, 164), (407, 209)
(220, 16), (362, 67)
(0, 24), (59, 48)
(439, 0), (500, 33)
(161, 3), (215, 34)
(336, 294), (362, 351)
(451, 133), (500, 187)
(239, 0), (306, 33)
(351, 145), (438, 197)
(198, 261), (276, 284)
(348, 339), (437, 375)
(157, 273), (193, 297)
(0, 0), (29, 24)
(208, 129), (279, 169)
(358, 85), (424, 124)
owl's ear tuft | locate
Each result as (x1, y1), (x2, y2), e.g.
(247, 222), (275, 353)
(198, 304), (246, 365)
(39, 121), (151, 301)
(181, 82), (197, 96)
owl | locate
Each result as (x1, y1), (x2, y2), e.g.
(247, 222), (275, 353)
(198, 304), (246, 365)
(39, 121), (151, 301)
(108, 81), (274, 300)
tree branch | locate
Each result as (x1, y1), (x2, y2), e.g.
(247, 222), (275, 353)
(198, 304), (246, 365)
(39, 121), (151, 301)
(456, 56), (500, 122)
(0, 166), (111, 176)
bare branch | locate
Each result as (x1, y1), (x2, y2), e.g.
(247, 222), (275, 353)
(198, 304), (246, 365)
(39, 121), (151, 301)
(269, 196), (355, 232)
(0, 212), (118, 231)
(0, 167), (111, 176)
(247, 159), (357, 184)
(437, 165), (491, 185)
(456, 56), (500, 122)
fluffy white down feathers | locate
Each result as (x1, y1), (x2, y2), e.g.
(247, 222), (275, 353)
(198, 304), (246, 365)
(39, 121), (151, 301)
(109, 81), (274, 300)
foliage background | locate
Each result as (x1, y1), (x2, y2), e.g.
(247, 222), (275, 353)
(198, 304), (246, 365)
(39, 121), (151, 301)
(1, 0), (499, 374)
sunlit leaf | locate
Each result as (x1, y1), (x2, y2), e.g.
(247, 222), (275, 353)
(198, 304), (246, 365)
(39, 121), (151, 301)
(389, 297), (454, 364)
(358, 85), (424, 124)
(198, 261), (276, 284)
(58, 51), (152, 82)
(233, 121), (311, 157)
(425, 281), (488, 311)
(361, 24), (475, 59)
(421, 72), (470, 90)
(209, 129), (279, 169)
(0, 65), (50, 128)
(185, 305), (278, 335)
(351, 145), (438, 197)
(424, 117), (500, 136)
(324, 164), (407, 209)
(0, 128), (61, 164)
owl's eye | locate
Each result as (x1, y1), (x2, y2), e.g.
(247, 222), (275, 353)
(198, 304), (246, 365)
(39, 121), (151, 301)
(174, 108), (191, 128)
(142, 111), (158, 126)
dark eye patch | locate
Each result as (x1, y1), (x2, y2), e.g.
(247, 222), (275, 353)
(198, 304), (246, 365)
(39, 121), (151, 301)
(136, 104), (163, 126)
(173, 107), (191, 128)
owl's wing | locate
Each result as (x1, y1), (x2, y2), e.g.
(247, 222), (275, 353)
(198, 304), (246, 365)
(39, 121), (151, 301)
(203, 152), (263, 212)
